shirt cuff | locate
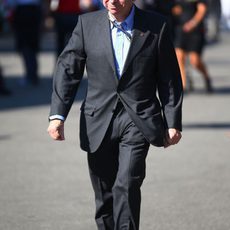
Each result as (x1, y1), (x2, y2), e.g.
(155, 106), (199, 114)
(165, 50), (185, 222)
(49, 115), (65, 121)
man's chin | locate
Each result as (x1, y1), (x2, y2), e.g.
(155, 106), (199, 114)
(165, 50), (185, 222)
(109, 8), (119, 15)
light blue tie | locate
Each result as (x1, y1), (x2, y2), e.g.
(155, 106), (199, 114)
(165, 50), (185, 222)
(114, 21), (128, 78)
(112, 21), (131, 41)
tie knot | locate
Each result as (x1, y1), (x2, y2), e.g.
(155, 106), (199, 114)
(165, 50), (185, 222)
(114, 21), (127, 30)
(112, 20), (131, 40)
(121, 21), (127, 29)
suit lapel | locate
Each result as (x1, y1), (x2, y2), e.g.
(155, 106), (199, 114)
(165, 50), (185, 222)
(99, 11), (119, 85)
(97, 8), (150, 84)
(121, 7), (150, 77)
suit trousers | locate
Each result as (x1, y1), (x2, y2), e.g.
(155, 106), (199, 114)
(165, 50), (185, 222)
(87, 102), (150, 230)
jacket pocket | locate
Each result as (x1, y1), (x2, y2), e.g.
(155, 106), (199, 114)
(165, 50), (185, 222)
(81, 103), (96, 116)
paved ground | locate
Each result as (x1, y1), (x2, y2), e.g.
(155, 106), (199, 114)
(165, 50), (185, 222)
(0, 31), (230, 230)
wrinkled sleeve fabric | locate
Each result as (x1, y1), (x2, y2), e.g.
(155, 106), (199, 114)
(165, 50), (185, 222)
(49, 16), (86, 119)
(157, 22), (183, 131)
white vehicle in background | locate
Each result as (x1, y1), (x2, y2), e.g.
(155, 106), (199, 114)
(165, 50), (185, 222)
(220, 0), (230, 30)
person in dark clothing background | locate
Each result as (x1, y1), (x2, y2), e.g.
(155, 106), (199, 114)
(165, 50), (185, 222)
(9, 0), (42, 86)
(135, 0), (176, 38)
(173, 0), (213, 93)
(50, 0), (80, 57)
(149, 0), (176, 38)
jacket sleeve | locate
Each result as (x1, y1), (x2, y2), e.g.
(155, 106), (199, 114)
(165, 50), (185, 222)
(157, 22), (183, 131)
(49, 15), (86, 119)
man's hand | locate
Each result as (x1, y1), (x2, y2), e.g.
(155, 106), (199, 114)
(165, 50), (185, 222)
(47, 119), (65, 141)
(164, 128), (182, 148)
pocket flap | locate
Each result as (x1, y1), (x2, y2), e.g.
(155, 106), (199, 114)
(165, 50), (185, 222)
(82, 103), (96, 116)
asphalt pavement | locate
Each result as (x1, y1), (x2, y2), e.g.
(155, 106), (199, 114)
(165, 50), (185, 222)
(0, 31), (230, 230)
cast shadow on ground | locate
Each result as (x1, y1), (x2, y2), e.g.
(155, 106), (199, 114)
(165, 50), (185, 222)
(0, 76), (87, 110)
(183, 122), (230, 129)
(213, 86), (230, 95)
(0, 134), (11, 141)
(186, 86), (230, 95)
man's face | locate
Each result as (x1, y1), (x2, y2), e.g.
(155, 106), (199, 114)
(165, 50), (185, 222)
(103, 0), (133, 21)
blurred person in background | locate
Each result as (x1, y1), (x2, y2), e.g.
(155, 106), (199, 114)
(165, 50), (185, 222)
(150, 0), (176, 38)
(6, 0), (42, 86)
(50, 0), (80, 57)
(173, 0), (213, 93)
(137, 0), (176, 39)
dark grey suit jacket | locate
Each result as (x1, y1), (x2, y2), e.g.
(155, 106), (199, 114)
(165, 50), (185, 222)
(50, 6), (183, 153)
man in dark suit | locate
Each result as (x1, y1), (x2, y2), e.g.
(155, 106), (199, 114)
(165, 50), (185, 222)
(47, 0), (183, 229)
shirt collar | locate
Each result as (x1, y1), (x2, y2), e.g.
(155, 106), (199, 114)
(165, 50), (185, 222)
(108, 5), (135, 31)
